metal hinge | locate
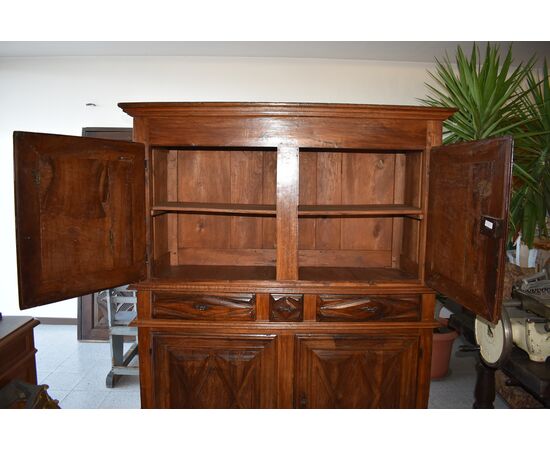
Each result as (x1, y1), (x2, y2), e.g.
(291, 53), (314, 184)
(144, 159), (149, 170)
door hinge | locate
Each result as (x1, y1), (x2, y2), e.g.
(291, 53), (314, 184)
(144, 159), (149, 170)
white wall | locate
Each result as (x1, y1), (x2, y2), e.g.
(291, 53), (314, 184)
(0, 55), (436, 318)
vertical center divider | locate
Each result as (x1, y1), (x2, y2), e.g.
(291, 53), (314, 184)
(276, 145), (299, 280)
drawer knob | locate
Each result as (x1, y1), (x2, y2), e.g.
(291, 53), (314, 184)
(194, 303), (209, 311)
(360, 305), (378, 313)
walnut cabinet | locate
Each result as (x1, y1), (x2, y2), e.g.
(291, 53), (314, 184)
(13, 102), (513, 408)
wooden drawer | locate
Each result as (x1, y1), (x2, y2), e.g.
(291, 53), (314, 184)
(0, 331), (32, 376)
(317, 294), (420, 322)
(152, 292), (256, 321)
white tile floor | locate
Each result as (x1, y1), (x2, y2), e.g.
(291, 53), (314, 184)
(34, 324), (508, 408)
(35, 324), (140, 409)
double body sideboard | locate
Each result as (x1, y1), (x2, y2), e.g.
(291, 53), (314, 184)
(14, 102), (512, 407)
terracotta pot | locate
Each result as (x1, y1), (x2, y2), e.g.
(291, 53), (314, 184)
(431, 320), (458, 380)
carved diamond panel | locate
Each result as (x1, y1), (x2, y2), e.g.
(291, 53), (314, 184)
(270, 294), (303, 322)
(153, 334), (277, 408)
(295, 334), (419, 408)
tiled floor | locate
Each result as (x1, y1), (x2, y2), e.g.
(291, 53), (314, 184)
(35, 324), (140, 409)
(34, 324), (508, 409)
(430, 338), (509, 409)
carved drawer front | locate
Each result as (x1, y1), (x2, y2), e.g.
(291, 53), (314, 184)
(317, 294), (420, 322)
(152, 292), (256, 321)
(270, 294), (303, 322)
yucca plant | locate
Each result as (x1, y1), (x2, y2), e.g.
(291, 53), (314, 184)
(510, 61), (550, 246)
(421, 42), (547, 246)
(422, 43), (537, 143)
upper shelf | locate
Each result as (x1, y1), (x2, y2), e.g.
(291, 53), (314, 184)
(152, 202), (276, 216)
(298, 204), (423, 217)
(151, 202), (423, 218)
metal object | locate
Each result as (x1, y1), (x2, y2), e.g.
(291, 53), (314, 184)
(475, 308), (513, 367)
(479, 215), (504, 238)
(475, 263), (550, 366)
(101, 285), (139, 388)
(514, 264), (550, 319)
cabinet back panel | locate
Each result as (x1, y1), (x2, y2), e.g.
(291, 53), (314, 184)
(152, 148), (276, 268)
(298, 150), (420, 272)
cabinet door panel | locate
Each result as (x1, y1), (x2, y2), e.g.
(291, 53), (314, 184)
(152, 333), (277, 408)
(14, 132), (146, 309)
(426, 136), (512, 323)
(295, 334), (419, 408)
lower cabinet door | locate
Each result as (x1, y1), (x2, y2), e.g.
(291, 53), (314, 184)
(152, 333), (277, 408)
(295, 334), (420, 408)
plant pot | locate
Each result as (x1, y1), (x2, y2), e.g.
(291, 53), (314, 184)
(431, 320), (459, 380)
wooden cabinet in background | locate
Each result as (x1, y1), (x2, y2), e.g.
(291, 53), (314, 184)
(13, 102), (513, 408)
(0, 316), (39, 389)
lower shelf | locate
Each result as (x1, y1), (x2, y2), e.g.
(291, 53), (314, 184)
(299, 266), (417, 283)
(150, 265), (416, 284)
(153, 265), (277, 281)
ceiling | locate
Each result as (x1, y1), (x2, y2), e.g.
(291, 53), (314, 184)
(1, 41), (550, 65)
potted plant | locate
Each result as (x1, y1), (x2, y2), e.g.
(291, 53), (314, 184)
(510, 61), (550, 250)
(421, 43), (550, 377)
(421, 42), (548, 250)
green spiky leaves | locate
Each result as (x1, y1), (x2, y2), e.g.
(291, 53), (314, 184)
(422, 43), (549, 247)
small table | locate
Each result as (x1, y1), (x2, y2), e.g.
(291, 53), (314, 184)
(0, 316), (40, 389)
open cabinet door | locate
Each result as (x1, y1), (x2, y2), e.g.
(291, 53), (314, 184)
(425, 136), (513, 323)
(14, 132), (146, 309)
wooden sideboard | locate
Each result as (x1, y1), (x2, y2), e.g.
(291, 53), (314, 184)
(13, 102), (513, 408)
(0, 316), (39, 389)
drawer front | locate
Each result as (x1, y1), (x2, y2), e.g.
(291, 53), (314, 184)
(317, 294), (420, 322)
(270, 294), (304, 322)
(152, 292), (256, 321)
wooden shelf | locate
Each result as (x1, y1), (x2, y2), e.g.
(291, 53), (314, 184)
(152, 202), (276, 216)
(153, 264), (276, 281)
(153, 203), (422, 217)
(149, 265), (416, 284)
(299, 266), (417, 283)
(298, 204), (422, 217)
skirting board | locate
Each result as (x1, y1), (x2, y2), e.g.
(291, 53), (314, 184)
(35, 317), (77, 325)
